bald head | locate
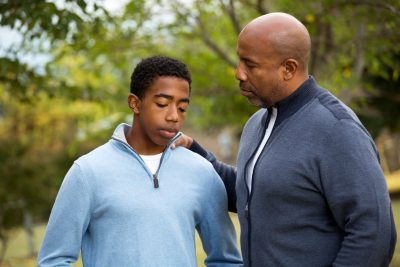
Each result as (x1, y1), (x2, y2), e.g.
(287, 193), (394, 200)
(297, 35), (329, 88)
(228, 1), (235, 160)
(235, 13), (312, 107)
(240, 12), (311, 73)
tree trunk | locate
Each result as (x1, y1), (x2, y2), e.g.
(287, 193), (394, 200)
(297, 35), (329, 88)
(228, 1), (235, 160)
(24, 211), (35, 258)
(0, 231), (9, 265)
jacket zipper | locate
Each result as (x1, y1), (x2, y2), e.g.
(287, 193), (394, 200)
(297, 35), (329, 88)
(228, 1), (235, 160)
(243, 108), (272, 266)
(113, 132), (182, 189)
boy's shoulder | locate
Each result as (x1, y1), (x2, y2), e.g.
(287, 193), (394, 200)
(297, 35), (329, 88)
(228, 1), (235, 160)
(74, 141), (115, 167)
(171, 147), (224, 189)
(171, 147), (214, 170)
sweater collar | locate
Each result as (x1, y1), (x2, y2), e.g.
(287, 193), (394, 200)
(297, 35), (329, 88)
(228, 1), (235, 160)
(112, 123), (182, 154)
(274, 76), (320, 127)
(112, 123), (131, 144)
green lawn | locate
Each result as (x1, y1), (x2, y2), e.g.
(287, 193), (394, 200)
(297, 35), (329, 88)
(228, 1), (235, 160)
(391, 198), (400, 267)
(1, 214), (240, 267)
(2, 201), (399, 267)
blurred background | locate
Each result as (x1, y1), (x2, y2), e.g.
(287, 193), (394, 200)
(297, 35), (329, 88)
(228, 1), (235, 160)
(0, 0), (399, 266)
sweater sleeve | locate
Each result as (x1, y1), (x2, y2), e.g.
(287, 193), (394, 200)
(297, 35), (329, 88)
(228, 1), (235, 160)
(37, 163), (91, 267)
(190, 140), (238, 212)
(197, 168), (242, 267)
(320, 120), (396, 267)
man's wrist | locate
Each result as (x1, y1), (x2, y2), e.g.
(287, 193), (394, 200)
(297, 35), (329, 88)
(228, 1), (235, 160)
(189, 140), (208, 158)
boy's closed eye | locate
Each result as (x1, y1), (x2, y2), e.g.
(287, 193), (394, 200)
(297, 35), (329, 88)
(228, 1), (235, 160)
(156, 103), (168, 108)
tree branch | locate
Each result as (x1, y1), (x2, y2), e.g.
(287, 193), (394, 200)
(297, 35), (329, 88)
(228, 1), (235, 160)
(256, 0), (269, 14)
(332, 1), (400, 16)
(354, 23), (365, 78)
(195, 16), (237, 67)
(219, 0), (242, 35)
(239, 0), (269, 15)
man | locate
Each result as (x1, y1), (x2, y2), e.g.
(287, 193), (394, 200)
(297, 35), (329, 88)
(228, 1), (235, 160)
(37, 56), (242, 267)
(176, 13), (397, 266)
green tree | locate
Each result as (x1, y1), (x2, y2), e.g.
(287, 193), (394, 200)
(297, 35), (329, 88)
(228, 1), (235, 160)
(0, 88), (114, 260)
(0, 0), (109, 97)
(153, 0), (400, 133)
(0, 2), (114, 257)
(0, 2), (399, 258)
(358, 52), (400, 137)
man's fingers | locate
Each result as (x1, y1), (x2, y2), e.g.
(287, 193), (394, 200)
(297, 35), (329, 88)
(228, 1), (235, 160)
(173, 134), (193, 149)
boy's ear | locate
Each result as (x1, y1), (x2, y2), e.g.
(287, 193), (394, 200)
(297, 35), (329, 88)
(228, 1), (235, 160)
(128, 93), (141, 114)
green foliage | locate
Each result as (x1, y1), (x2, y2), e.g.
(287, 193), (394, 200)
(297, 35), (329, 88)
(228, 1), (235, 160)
(149, 0), (261, 129)
(358, 52), (400, 137)
(0, 0), (107, 43)
(0, 0), (109, 97)
(0, 57), (46, 98)
(147, 0), (400, 133)
(164, 36), (257, 129)
(0, 87), (113, 233)
(0, 0), (399, 232)
(0, 93), (71, 229)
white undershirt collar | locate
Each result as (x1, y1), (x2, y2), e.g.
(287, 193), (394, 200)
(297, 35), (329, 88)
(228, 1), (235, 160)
(246, 107), (277, 193)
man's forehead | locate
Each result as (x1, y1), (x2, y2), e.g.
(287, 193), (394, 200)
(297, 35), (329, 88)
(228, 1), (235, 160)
(237, 33), (264, 56)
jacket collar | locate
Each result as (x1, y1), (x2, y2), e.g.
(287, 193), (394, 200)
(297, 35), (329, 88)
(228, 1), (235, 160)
(274, 76), (321, 127)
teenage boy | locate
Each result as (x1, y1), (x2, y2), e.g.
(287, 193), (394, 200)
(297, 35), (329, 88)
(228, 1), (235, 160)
(37, 56), (242, 267)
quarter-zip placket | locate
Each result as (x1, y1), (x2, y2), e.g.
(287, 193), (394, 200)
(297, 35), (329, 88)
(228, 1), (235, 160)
(113, 132), (182, 189)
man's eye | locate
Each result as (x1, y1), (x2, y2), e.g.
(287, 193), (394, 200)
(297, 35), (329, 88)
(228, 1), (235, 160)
(156, 103), (167, 108)
(179, 108), (187, 113)
(246, 63), (256, 69)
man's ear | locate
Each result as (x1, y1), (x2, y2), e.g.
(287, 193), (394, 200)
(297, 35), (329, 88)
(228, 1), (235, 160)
(128, 93), (141, 114)
(282, 59), (298, 81)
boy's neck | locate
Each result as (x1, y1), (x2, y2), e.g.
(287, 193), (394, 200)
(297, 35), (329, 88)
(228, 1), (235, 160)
(126, 124), (165, 155)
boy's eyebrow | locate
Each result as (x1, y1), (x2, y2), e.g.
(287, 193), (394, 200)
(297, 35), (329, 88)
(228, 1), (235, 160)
(154, 93), (190, 103)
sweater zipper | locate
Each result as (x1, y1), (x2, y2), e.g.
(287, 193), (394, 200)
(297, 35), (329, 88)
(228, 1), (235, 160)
(243, 108), (272, 266)
(151, 132), (182, 188)
(113, 132), (182, 189)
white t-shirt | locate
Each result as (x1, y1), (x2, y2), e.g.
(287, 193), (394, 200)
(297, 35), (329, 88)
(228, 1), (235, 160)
(246, 107), (277, 193)
(140, 153), (162, 174)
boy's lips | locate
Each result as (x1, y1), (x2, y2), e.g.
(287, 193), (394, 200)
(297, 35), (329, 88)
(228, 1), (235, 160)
(159, 128), (178, 139)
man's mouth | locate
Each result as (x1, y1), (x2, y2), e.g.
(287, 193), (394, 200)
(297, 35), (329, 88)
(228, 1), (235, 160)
(239, 82), (253, 95)
(240, 87), (253, 96)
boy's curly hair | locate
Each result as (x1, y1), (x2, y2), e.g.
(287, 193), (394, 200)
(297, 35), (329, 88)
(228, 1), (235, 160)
(130, 56), (192, 99)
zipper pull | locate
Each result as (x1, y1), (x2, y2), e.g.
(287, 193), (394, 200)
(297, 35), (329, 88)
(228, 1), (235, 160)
(245, 204), (249, 219)
(153, 174), (159, 188)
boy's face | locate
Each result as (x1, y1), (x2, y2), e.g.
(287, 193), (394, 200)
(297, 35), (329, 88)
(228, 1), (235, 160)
(129, 76), (190, 155)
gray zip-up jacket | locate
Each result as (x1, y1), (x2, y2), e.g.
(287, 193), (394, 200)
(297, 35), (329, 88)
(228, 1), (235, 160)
(190, 77), (396, 267)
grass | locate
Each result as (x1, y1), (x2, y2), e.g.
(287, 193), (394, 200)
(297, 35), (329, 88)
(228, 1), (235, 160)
(1, 214), (240, 267)
(391, 199), (400, 267)
(2, 198), (399, 267)
(387, 169), (400, 194)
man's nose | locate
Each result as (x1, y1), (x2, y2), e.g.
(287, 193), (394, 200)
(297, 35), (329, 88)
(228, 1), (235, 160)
(235, 63), (247, 81)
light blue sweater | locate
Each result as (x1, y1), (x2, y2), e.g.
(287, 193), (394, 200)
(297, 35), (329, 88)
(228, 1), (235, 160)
(37, 123), (242, 267)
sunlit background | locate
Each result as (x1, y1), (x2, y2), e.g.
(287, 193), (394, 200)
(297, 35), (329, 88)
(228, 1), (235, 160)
(0, 0), (399, 266)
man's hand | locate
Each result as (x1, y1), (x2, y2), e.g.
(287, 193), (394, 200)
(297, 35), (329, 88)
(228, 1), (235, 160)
(172, 133), (193, 149)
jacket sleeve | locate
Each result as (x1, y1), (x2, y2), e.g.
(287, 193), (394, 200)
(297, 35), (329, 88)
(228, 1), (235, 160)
(321, 120), (397, 267)
(190, 140), (238, 212)
(37, 163), (91, 267)
(197, 168), (242, 267)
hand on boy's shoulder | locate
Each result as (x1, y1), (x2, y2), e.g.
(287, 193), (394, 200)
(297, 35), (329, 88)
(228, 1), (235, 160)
(172, 133), (193, 149)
